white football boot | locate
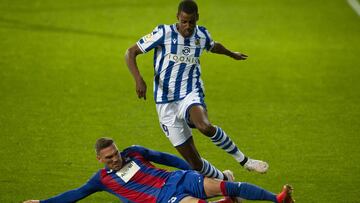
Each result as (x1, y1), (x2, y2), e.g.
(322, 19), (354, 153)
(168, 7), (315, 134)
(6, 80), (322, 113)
(244, 158), (269, 174)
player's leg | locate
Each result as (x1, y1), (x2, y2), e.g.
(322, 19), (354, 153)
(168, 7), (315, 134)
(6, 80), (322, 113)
(179, 196), (203, 203)
(188, 105), (269, 173)
(177, 172), (233, 203)
(157, 102), (227, 180)
(168, 171), (232, 203)
(203, 177), (294, 203)
(175, 136), (226, 180)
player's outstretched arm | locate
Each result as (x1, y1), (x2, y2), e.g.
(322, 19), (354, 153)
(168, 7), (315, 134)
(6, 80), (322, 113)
(125, 44), (147, 100)
(210, 42), (248, 60)
(23, 173), (101, 203)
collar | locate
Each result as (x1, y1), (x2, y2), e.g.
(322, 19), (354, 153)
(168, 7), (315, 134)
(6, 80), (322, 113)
(105, 156), (131, 174)
(105, 166), (114, 174)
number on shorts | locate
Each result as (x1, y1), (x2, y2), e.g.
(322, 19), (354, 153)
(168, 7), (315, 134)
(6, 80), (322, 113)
(161, 124), (169, 137)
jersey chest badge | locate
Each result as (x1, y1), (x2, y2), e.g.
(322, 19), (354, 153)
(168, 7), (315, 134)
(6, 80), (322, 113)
(195, 38), (200, 47)
(182, 46), (191, 56)
(115, 161), (140, 183)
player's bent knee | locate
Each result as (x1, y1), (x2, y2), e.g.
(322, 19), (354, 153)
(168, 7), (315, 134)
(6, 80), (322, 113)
(196, 122), (215, 137)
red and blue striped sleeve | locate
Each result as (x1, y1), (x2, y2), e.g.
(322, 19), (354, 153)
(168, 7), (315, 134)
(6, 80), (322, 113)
(40, 171), (103, 203)
(124, 145), (192, 170)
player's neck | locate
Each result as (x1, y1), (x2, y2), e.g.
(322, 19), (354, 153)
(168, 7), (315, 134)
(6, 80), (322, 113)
(175, 23), (195, 38)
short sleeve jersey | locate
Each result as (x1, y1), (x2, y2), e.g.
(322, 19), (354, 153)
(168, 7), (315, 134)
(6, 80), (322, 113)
(137, 24), (215, 103)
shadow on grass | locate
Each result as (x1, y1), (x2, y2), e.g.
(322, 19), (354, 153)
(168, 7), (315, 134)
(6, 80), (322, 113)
(0, 16), (134, 40)
(0, 2), (142, 13)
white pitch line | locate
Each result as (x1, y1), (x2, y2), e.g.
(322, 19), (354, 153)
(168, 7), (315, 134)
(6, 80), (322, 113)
(348, 0), (360, 16)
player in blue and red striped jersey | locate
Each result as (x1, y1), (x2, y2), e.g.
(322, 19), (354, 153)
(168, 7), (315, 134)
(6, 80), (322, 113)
(125, 0), (268, 181)
(23, 137), (294, 203)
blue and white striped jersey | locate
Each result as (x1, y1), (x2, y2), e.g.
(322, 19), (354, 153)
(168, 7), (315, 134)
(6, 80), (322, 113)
(136, 24), (215, 104)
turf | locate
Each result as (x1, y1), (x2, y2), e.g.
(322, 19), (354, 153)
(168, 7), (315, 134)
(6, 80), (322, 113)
(0, 0), (359, 202)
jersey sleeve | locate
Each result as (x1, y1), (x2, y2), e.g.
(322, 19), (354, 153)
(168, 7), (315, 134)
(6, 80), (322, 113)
(40, 172), (102, 203)
(136, 25), (165, 53)
(199, 26), (215, 51)
(125, 145), (192, 170)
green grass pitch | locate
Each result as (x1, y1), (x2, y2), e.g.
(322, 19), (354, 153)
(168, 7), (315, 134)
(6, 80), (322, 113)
(1, 0), (360, 202)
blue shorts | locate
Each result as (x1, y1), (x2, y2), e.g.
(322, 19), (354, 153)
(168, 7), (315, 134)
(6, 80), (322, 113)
(157, 170), (207, 203)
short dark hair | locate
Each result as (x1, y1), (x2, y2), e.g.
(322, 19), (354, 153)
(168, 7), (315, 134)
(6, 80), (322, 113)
(178, 0), (198, 15)
(95, 137), (114, 155)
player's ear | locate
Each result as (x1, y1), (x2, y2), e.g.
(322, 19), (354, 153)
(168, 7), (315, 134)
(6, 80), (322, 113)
(96, 155), (102, 162)
(196, 13), (199, 21)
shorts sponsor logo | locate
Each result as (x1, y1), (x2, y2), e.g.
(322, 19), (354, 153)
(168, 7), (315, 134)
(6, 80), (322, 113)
(168, 197), (177, 203)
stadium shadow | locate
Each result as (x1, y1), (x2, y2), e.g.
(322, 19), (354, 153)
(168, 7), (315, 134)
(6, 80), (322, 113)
(0, 2), (140, 13)
(0, 16), (134, 40)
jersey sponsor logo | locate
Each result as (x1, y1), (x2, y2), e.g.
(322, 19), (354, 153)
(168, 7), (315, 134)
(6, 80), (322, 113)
(182, 46), (191, 56)
(167, 53), (199, 65)
(172, 38), (177, 44)
(115, 161), (140, 183)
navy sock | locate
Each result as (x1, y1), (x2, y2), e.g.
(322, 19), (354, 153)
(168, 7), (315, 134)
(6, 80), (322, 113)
(221, 181), (277, 202)
(210, 126), (246, 163)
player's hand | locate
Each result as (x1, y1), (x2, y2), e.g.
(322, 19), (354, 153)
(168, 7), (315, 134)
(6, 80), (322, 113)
(23, 200), (40, 203)
(231, 52), (248, 60)
(135, 77), (147, 100)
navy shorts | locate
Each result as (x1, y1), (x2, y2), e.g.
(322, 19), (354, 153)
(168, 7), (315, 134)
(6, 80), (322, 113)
(157, 170), (207, 203)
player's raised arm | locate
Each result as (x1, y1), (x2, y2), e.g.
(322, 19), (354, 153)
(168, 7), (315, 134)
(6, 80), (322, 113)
(210, 42), (248, 60)
(125, 44), (147, 100)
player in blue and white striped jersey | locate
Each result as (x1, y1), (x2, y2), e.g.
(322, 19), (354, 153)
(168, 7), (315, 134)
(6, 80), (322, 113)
(136, 23), (207, 103)
(125, 0), (269, 180)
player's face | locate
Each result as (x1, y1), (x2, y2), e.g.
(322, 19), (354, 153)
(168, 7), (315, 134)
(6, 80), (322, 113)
(177, 11), (198, 38)
(97, 144), (123, 171)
